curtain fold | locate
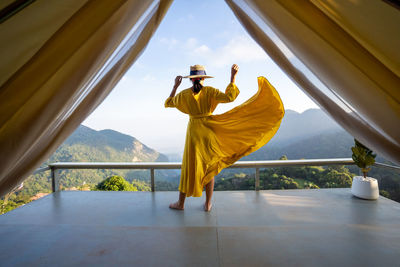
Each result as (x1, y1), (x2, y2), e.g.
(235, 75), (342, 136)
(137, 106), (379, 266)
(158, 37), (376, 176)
(226, 0), (400, 165)
(0, 0), (172, 197)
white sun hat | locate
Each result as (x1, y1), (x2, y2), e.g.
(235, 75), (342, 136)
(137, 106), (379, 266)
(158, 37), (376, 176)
(183, 65), (214, 79)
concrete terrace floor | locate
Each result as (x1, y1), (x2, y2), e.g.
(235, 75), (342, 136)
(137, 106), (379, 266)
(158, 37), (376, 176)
(0, 189), (399, 267)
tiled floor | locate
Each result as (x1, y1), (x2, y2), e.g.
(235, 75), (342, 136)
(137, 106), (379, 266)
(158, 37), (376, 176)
(0, 189), (399, 266)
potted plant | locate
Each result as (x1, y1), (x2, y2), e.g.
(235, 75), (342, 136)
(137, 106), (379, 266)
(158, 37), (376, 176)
(351, 139), (379, 200)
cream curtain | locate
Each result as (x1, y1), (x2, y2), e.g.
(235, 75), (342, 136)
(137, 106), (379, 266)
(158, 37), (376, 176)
(0, 0), (172, 197)
(226, 0), (400, 165)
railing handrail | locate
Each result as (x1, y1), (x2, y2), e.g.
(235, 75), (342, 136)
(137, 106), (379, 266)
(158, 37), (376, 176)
(33, 158), (400, 193)
(33, 166), (50, 175)
(48, 158), (356, 169)
(373, 162), (400, 172)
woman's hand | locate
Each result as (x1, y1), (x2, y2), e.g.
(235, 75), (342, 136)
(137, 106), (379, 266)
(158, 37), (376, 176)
(231, 64), (239, 83)
(170, 75), (182, 97)
(174, 75), (183, 89)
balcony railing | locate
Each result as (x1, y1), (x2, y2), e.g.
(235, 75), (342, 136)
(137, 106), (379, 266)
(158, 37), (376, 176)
(32, 158), (400, 193)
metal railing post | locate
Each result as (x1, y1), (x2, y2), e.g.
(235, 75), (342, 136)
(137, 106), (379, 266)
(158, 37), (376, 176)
(51, 167), (59, 192)
(150, 168), (155, 192)
(255, 168), (260, 191)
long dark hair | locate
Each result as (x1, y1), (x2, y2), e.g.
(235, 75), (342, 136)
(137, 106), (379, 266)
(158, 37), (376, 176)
(192, 79), (203, 93)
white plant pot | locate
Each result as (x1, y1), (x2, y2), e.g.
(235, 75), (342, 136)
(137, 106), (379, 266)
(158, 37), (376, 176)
(351, 176), (379, 200)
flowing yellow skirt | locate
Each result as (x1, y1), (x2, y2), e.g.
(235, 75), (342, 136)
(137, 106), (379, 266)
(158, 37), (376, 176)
(179, 76), (285, 197)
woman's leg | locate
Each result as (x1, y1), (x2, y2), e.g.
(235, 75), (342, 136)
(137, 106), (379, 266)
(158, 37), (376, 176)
(169, 191), (186, 210)
(204, 177), (215, 211)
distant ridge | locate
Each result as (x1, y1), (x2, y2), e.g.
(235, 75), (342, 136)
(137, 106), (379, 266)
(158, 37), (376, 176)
(269, 109), (341, 146)
(63, 109), (356, 162)
(244, 108), (355, 160)
(56, 125), (168, 163)
(245, 130), (353, 160)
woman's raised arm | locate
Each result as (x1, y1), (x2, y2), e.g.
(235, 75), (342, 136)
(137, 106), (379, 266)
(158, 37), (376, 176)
(169, 75), (182, 97)
(165, 76), (182, 108)
(230, 64), (239, 84)
(212, 64), (240, 103)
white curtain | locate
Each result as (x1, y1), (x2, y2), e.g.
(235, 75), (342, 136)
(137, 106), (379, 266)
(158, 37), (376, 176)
(0, 0), (172, 197)
(1, 0), (399, 197)
(226, 0), (400, 165)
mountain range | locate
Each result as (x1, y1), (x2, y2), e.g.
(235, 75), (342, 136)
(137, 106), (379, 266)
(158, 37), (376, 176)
(268, 109), (346, 146)
(37, 125), (176, 190)
(246, 109), (355, 160)
(60, 125), (168, 162)
(68, 108), (355, 163)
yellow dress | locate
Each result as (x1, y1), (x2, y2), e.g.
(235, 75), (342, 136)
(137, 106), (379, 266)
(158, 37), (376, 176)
(164, 76), (284, 197)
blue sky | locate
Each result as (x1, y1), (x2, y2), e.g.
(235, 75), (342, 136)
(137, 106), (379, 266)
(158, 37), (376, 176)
(83, 0), (319, 154)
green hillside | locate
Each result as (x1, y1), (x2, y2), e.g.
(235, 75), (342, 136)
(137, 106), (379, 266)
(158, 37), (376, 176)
(48, 125), (173, 189)
(1, 125), (175, 214)
(62, 125), (168, 162)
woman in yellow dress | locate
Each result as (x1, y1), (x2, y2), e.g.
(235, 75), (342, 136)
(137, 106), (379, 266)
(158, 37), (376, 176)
(165, 64), (284, 211)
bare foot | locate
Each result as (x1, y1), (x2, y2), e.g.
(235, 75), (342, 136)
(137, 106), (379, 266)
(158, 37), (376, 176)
(169, 201), (184, 210)
(204, 202), (212, 212)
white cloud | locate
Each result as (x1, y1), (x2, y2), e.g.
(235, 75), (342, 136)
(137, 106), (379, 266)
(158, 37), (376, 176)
(159, 37), (179, 50)
(194, 45), (211, 54)
(159, 35), (268, 68)
(157, 36), (267, 68)
(217, 35), (267, 64)
(184, 37), (198, 49)
(142, 74), (156, 82)
(185, 35), (268, 67)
